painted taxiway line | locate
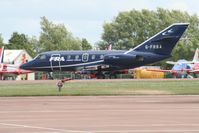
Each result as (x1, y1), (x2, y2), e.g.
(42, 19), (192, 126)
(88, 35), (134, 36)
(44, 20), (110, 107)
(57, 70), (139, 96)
(1, 123), (199, 133)
(0, 122), (90, 133)
(0, 121), (199, 128)
(93, 129), (199, 133)
(0, 108), (199, 113)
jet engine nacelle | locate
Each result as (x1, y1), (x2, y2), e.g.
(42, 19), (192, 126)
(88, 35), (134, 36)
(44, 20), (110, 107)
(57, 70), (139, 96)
(104, 54), (140, 66)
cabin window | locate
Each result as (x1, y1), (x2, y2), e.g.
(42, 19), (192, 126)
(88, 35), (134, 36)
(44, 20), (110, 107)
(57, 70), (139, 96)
(67, 55), (71, 60)
(40, 55), (46, 60)
(100, 55), (104, 59)
(91, 55), (95, 60)
(75, 55), (80, 60)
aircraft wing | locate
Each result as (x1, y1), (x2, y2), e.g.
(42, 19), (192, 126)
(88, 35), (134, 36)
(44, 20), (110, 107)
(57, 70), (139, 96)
(189, 69), (199, 74)
(182, 61), (194, 64)
(147, 68), (193, 74)
(166, 61), (177, 65)
(84, 65), (109, 70)
(146, 69), (174, 73)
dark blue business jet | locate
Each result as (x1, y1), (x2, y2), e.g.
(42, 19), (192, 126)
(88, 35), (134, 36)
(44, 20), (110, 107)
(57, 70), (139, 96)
(20, 23), (189, 79)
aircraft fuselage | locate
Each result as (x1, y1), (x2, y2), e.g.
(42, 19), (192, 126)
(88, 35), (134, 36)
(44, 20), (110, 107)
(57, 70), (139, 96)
(21, 50), (169, 72)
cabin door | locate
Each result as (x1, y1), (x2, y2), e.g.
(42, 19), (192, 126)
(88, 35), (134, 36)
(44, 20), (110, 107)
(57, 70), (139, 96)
(50, 54), (62, 71)
(82, 53), (89, 62)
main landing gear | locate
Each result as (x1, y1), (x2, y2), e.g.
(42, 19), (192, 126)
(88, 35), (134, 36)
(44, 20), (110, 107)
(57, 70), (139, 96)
(56, 78), (72, 92)
(47, 72), (54, 80)
(109, 73), (117, 79)
(96, 72), (117, 79)
(96, 73), (105, 79)
(96, 66), (117, 79)
(96, 66), (105, 79)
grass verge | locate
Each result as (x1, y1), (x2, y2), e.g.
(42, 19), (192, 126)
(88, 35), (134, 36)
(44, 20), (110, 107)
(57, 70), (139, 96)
(0, 79), (199, 96)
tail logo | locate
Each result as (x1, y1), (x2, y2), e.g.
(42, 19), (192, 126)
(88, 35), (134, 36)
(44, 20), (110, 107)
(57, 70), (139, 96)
(162, 29), (174, 36)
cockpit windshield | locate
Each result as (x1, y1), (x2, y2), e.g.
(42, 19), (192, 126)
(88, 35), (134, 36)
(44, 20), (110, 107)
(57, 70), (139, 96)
(34, 54), (47, 60)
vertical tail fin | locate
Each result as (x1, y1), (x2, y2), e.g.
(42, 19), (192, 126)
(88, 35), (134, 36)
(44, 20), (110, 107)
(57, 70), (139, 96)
(105, 44), (112, 51)
(0, 46), (4, 63)
(108, 44), (112, 51)
(192, 48), (199, 63)
(125, 23), (189, 55)
(21, 53), (27, 64)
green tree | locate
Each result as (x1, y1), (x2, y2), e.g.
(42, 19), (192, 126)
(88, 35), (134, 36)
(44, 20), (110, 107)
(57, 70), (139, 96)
(81, 38), (92, 50)
(39, 16), (81, 52)
(8, 32), (36, 57)
(28, 36), (40, 57)
(101, 8), (199, 68)
(8, 32), (28, 49)
(95, 41), (112, 50)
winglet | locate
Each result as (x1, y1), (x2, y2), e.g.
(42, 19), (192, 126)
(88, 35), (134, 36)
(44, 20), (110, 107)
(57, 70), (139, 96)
(108, 44), (112, 51)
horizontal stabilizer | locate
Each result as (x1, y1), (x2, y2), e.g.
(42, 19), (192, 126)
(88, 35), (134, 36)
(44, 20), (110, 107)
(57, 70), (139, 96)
(166, 61), (177, 65)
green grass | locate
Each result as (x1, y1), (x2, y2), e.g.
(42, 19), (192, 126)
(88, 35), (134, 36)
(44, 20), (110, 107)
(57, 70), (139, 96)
(0, 79), (199, 96)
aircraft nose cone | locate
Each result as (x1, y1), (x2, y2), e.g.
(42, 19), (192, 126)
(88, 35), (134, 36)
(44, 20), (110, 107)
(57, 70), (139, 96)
(20, 63), (29, 70)
(20, 60), (36, 70)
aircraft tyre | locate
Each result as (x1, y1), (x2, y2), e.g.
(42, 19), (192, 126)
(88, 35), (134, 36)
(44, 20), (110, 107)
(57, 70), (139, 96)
(96, 73), (105, 79)
(48, 72), (54, 80)
(109, 73), (117, 79)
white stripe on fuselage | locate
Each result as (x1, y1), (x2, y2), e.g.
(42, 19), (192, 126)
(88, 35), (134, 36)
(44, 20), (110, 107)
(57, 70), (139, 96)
(32, 60), (104, 69)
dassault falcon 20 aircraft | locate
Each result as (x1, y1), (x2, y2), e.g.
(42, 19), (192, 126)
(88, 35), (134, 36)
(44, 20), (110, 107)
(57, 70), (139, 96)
(20, 23), (189, 79)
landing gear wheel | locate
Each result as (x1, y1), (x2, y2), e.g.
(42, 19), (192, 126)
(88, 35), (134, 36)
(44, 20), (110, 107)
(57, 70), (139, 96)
(96, 66), (105, 79)
(109, 73), (117, 79)
(48, 72), (54, 80)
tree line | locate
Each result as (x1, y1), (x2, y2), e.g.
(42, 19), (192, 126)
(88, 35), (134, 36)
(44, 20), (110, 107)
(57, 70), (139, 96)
(0, 16), (92, 57)
(97, 8), (199, 68)
(1, 8), (199, 68)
